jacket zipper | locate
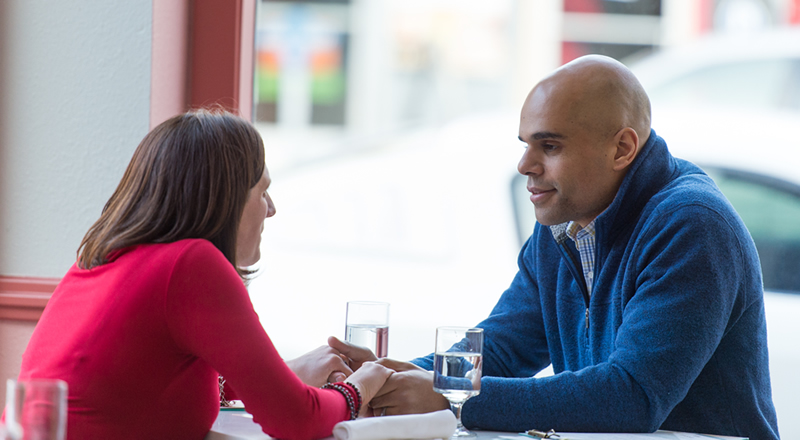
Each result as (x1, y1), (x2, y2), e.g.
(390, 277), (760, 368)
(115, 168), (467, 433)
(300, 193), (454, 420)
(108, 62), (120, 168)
(558, 241), (591, 331)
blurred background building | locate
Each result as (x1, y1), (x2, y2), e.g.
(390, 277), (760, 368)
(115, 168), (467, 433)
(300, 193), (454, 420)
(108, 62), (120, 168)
(252, 0), (800, 168)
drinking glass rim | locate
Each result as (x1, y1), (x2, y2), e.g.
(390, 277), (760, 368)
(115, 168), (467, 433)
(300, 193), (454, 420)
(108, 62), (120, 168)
(346, 300), (390, 306)
(9, 378), (68, 387)
(436, 326), (483, 333)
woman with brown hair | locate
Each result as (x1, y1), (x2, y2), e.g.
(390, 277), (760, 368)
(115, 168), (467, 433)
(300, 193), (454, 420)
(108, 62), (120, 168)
(17, 109), (392, 440)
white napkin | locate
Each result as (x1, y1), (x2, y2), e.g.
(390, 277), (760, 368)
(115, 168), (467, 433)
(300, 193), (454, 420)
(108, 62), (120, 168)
(332, 410), (457, 440)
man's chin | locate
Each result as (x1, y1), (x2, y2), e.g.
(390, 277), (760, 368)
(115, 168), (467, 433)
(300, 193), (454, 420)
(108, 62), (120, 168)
(532, 209), (563, 227)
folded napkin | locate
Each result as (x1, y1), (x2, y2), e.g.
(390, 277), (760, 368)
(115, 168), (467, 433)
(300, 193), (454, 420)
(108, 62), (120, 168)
(332, 410), (457, 440)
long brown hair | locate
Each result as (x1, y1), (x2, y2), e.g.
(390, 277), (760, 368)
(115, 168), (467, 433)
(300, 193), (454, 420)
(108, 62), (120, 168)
(78, 109), (265, 276)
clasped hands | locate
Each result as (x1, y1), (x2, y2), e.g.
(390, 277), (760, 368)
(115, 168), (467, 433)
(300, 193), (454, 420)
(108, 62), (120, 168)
(286, 336), (449, 417)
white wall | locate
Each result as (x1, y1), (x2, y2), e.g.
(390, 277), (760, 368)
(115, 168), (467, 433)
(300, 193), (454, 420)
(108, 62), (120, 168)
(0, 1), (153, 278)
(0, 0), (153, 399)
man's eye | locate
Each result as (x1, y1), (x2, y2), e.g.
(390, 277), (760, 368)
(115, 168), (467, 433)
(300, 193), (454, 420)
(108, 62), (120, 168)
(542, 143), (558, 152)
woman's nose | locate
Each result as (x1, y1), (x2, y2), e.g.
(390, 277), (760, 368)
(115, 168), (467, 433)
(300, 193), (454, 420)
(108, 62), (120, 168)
(266, 194), (276, 218)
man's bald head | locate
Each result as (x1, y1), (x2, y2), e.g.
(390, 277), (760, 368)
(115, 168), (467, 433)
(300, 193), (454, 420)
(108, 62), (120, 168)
(517, 55), (653, 226)
(529, 55), (651, 147)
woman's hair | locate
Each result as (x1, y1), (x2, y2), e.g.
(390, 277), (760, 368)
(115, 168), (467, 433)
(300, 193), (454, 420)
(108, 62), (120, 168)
(78, 109), (265, 276)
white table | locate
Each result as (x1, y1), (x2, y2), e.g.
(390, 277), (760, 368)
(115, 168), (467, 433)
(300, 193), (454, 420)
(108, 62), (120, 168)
(205, 410), (269, 440)
(204, 410), (746, 440)
(204, 411), (529, 440)
(205, 411), (545, 440)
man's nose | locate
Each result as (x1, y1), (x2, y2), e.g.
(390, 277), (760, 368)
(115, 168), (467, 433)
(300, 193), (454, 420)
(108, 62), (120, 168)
(518, 148), (542, 176)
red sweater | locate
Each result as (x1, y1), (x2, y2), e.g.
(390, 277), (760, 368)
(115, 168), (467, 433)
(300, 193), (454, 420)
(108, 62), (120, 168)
(19, 239), (347, 440)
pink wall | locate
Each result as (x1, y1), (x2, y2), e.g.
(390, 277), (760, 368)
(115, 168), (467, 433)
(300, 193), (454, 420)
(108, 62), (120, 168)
(189, 0), (255, 120)
(150, 0), (190, 129)
(0, 277), (56, 393)
(151, 0), (256, 127)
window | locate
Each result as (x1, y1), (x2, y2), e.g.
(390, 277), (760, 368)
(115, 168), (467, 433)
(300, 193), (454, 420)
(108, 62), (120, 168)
(705, 166), (800, 293)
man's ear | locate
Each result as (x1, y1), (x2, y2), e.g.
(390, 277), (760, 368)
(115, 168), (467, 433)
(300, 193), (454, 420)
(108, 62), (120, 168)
(612, 127), (639, 171)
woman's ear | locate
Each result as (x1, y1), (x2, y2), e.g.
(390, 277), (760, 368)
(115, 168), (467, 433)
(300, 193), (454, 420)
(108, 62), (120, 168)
(612, 127), (639, 171)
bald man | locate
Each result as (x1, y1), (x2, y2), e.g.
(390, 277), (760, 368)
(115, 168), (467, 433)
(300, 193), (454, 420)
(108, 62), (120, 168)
(332, 55), (779, 439)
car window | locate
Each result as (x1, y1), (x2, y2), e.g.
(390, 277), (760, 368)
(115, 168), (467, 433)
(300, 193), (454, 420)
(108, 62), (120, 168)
(510, 169), (800, 294)
(648, 58), (800, 111)
(705, 167), (800, 294)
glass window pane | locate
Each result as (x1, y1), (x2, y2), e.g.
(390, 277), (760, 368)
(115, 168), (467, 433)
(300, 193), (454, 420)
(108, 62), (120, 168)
(707, 168), (800, 294)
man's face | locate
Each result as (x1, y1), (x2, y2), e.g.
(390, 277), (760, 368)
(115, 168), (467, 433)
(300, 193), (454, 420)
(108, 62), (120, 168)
(517, 85), (622, 227)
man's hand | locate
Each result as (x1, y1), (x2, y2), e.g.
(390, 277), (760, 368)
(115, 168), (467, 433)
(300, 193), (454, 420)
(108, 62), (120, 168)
(285, 345), (353, 387)
(327, 336), (378, 371)
(368, 359), (450, 416)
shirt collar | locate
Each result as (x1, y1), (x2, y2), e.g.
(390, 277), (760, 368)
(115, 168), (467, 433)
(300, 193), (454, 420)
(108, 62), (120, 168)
(565, 219), (597, 241)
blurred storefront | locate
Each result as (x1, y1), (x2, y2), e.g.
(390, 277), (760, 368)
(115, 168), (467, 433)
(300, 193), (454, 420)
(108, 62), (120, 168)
(255, 1), (350, 126)
(253, 0), (800, 167)
(563, 0), (800, 63)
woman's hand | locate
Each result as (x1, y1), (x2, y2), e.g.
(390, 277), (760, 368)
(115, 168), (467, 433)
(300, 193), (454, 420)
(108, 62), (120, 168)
(344, 361), (394, 418)
(286, 345), (353, 388)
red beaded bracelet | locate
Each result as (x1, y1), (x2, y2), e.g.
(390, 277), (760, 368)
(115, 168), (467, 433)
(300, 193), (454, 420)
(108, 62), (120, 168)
(322, 382), (362, 420)
(346, 381), (362, 411)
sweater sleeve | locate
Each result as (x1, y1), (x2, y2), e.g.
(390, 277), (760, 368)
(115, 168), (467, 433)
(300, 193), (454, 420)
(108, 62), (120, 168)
(460, 203), (758, 433)
(164, 240), (347, 440)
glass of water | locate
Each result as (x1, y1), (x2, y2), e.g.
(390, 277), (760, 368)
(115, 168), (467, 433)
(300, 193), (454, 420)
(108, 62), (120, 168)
(5, 378), (68, 440)
(345, 301), (389, 358)
(433, 327), (483, 438)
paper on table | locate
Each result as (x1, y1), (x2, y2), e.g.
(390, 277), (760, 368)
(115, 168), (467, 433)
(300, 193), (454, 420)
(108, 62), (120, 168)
(496, 430), (746, 440)
(332, 410), (457, 440)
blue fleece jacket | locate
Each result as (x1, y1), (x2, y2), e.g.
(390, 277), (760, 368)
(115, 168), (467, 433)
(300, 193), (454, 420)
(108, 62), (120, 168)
(413, 131), (780, 439)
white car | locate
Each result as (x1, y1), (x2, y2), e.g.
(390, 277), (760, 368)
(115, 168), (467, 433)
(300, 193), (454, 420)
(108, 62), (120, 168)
(249, 29), (800, 437)
(629, 26), (800, 187)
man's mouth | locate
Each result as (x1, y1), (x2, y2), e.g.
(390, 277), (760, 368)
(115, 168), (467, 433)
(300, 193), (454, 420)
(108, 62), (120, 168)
(527, 186), (555, 203)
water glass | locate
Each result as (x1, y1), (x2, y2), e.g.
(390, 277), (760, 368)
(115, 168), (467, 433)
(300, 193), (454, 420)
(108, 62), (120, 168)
(345, 301), (389, 358)
(433, 327), (483, 438)
(4, 379), (67, 440)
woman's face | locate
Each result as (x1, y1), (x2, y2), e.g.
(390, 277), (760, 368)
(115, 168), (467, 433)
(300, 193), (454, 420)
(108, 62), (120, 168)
(236, 168), (276, 267)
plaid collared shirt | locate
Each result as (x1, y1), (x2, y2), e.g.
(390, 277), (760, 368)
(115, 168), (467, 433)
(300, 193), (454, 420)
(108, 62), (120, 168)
(565, 220), (597, 296)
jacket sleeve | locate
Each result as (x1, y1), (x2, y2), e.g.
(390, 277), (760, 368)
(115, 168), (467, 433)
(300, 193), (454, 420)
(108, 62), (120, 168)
(460, 201), (760, 433)
(165, 240), (347, 440)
